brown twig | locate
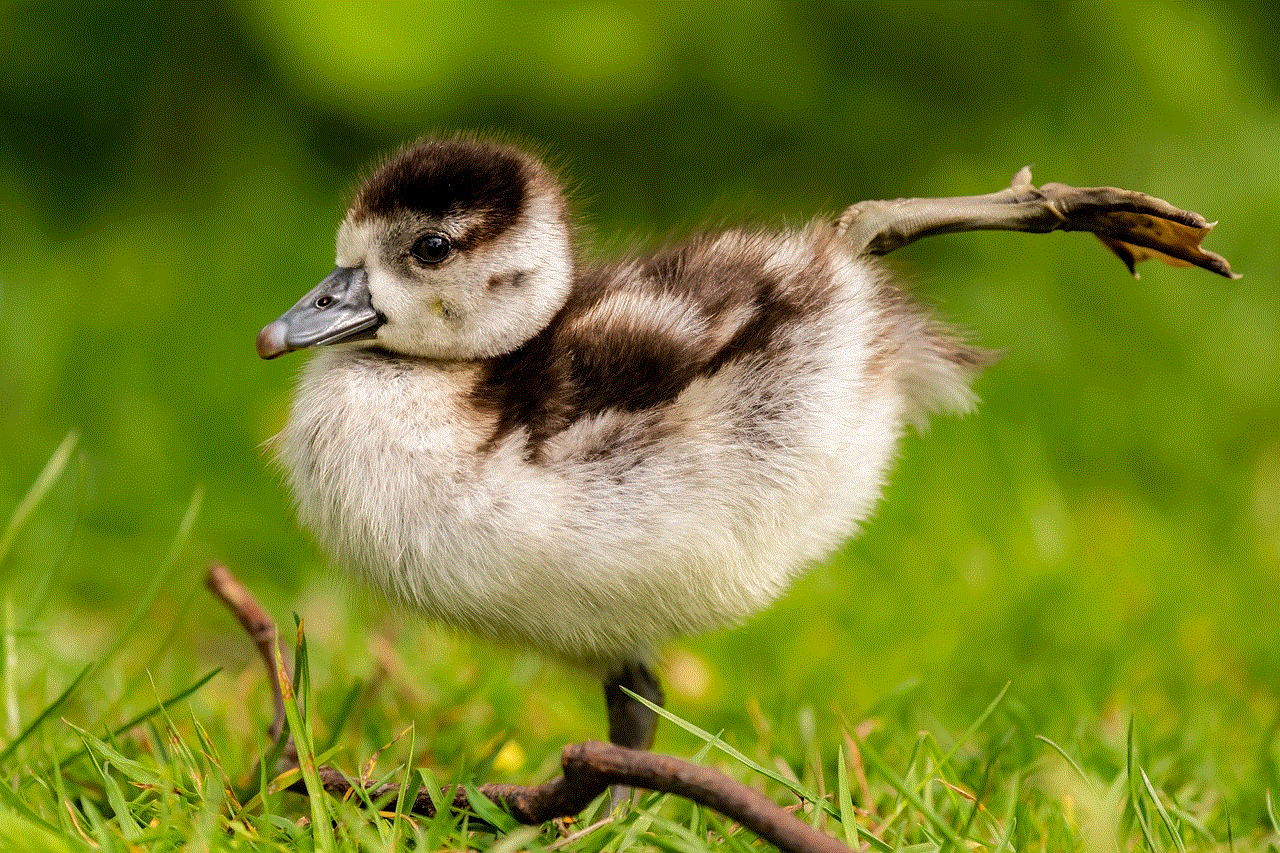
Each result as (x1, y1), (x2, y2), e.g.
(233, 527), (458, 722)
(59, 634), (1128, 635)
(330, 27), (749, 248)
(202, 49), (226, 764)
(206, 563), (854, 853)
(206, 563), (291, 742)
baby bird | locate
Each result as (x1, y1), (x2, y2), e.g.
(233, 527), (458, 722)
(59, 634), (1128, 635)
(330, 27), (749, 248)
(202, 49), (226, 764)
(257, 137), (988, 751)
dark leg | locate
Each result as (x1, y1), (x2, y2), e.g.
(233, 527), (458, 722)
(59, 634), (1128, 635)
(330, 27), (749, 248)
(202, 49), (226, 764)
(603, 661), (664, 809)
(604, 661), (665, 750)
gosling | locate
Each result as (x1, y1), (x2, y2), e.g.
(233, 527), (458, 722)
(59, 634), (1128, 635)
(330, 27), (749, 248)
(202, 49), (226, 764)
(257, 136), (990, 751)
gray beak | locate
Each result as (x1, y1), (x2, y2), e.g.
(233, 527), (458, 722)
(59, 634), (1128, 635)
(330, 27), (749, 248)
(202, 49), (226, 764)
(257, 266), (384, 359)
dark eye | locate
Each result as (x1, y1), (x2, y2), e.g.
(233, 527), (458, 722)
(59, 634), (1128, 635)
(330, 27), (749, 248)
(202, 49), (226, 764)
(314, 294), (334, 309)
(411, 232), (452, 264)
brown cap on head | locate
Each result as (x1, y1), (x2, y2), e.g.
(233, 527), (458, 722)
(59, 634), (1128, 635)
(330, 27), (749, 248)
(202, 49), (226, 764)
(349, 138), (546, 251)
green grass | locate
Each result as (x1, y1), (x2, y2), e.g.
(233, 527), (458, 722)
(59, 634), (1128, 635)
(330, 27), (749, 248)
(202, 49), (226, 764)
(0, 439), (1275, 852)
(2, 3), (1278, 850)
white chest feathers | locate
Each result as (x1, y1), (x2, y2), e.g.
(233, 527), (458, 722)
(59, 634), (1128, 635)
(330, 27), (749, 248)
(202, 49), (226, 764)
(276, 235), (979, 670)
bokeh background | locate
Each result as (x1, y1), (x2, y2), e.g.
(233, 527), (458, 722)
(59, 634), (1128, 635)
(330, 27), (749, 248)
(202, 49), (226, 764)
(2, 0), (1277, 786)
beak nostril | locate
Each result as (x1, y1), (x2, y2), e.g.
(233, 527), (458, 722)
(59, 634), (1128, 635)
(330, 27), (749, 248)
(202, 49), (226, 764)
(261, 264), (381, 358)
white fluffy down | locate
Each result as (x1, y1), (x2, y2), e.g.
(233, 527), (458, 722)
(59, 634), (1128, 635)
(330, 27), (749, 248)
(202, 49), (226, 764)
(277, 228), (975, 672)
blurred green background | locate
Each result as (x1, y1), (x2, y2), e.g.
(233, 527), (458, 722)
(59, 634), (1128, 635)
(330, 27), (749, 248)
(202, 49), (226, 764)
(1, 0), (1277, 777)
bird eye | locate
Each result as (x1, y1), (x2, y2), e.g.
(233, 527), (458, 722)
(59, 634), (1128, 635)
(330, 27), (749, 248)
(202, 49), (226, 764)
(314, 295), (335, 309)
(411, 233), (452, 264)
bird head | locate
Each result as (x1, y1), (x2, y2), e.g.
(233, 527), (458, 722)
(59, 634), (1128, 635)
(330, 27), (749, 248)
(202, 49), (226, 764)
(257, 137), (573, 361)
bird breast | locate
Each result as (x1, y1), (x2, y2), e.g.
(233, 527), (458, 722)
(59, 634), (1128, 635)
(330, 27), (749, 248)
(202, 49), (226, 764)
(275, 225), (980, 670)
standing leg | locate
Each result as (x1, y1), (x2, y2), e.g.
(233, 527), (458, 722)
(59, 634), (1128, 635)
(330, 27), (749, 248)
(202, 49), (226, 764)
(602, 661), (664, 809)
(603, 660), (665, 750)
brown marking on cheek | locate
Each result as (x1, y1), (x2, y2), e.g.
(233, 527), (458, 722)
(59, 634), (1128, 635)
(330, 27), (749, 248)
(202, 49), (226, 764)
(488, 270), (529, 290)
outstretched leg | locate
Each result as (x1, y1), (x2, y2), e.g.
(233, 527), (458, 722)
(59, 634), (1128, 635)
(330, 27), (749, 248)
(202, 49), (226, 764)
(604, 661), (665, 750)
(834, 166), (1236, 279)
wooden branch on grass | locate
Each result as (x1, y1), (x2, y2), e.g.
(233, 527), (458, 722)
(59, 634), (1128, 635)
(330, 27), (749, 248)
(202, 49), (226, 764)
(206, 564), (291, 743)
(207, 564), (853, 853)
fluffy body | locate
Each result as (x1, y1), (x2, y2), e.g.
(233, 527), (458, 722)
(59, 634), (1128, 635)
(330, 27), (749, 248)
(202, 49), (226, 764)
(274, 138), (985, 673)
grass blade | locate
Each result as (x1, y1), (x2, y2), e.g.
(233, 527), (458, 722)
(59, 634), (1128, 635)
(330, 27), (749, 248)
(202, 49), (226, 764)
(854, 732), (965, 851)
(1, 599), (16, 741)
(390, 724), (419, 845)
(68, 724), (162, 789)
(276, 623), (336, 853)
(0, 431), (78, 568)
(958, 740), (998, 839)
(96, 489), (202, 675)
(1036, 734), (1098, 797)
(55, 667), (220, 770)
(1141, 770), (1186, 853)
(0, 664), (90, 765)
(621, 686), (835, 818)
(1164, 800), (1215, 845)
(992, 813), (1017, 853)
(98, 761), (141, 841)
(463, 783), (517, 833)
(836, 745), (861, 850)
(1126, 718), (1159, 852)
(0, 775), (63, 836)
(926, 681), (1010, 785)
